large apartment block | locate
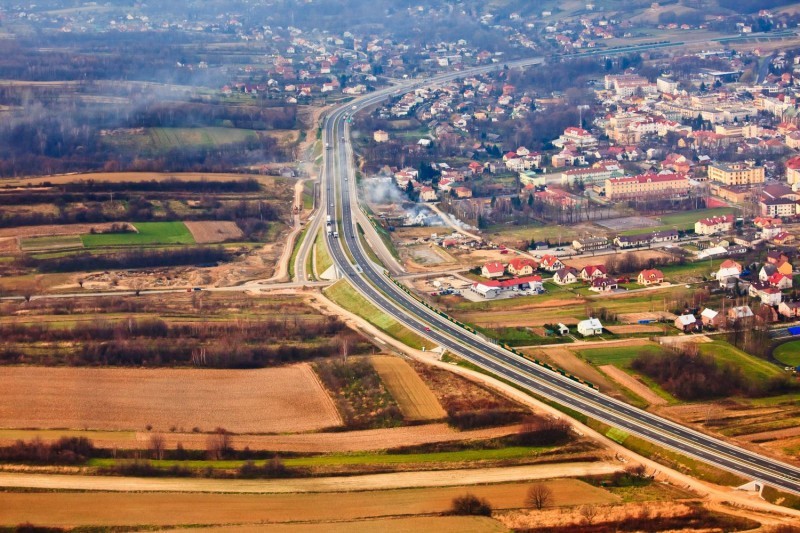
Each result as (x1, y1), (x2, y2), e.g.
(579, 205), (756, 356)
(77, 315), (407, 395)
(604, 173), (689, 201)
(707, 162), (764, 186)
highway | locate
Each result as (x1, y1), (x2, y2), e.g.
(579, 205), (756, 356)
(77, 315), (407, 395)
(319, 60), (800, 495)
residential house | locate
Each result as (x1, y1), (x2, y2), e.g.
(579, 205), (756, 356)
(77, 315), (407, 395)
(481, 261), (505, 279)
(419, 186), (438, 202)
(760, 286), (784, 306)
(700, 308), (724, 328)
(540, 255), (565, 271)
(590, 277), (618, 292)
(580, 265), (607, 281)
(695, 214), (734, 235)
(507, 257), (537, 276)
(454, 186), (473, 198)
(638, 269), (665, 285)
(674, 314), (698, 332)
(768, 272), (793, 290)
(779, 300), (800, 318)
(572, 237), (609, 253)
(373, 130), (389, 143)
(553, 267), (579, 285)
(470, 275), (544, 299)
(773, 232), (796, 245)
(766, 251), (790, 265)
(717, 259), (743, 286)
(727, 305), (754, 323)
(577, 318), (603, 336)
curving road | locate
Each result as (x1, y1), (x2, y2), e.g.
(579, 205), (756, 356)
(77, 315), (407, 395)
(319, 59), (800, 495)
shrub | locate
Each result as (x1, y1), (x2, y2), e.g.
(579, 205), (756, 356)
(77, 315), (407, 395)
(449, 493), (492, 516)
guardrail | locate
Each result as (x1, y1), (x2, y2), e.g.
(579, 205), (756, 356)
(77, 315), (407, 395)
(383, 270), (598, 391)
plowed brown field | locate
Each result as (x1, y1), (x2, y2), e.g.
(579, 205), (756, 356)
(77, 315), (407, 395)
(0, 365), (342, 433)
(185, 221), (244, 243)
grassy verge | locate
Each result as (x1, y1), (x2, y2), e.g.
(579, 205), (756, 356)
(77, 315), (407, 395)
(588, 420), (747, 487)
(314, 227), (333, 276)
(358, 224), (383, 266)
(324, 279), (436, 350)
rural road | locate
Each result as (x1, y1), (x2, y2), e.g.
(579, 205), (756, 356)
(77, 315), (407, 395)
(0, 463), (619, 494)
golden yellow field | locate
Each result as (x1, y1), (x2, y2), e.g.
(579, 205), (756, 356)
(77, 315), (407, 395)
(0, 365), (342, 433)
(184, 221), (244, 243)
(0, 479), (615, 528)
(371, 356), (447, 421)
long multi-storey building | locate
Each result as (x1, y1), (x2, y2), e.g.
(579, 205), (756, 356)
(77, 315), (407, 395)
(707, 162), (764, 186)
(604, 173), (689, 201)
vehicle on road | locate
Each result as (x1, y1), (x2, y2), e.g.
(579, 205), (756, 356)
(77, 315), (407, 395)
(333, 231), (339, 238)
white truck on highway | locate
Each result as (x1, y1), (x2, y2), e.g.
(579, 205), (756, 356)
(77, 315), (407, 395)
(326, 215), (332, 224)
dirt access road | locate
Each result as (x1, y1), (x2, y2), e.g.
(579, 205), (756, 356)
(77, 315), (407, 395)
(0, 463), (619, 494)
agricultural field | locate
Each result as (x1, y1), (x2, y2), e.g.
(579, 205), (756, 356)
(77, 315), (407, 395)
(0, 173), (294, 283)
(184, 221), (244, 244)
(371, 356), (447, 422)
(0, 365), (342, 433)
(0, 479), (617, 530)
(81, 221), (196, 247)
(106, 127), (260, 153)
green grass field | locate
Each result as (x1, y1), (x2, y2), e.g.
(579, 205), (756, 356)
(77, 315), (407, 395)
(578, 345), (664, 367)
(698, 341), (783, 382)
(80, 222), (195, 248)
(617, 208), (734, 236)
(324, 279), (436, 350)
(774, 341), (800, 367)
(116, 127), (259, 152)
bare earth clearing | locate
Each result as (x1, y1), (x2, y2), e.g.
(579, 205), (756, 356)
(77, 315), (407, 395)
(0, 365), (342, 434)
(184, 220), (244, 243)
(0, 463), (620, 494)
(600, 365), (668, 406)
(0, 222), (134, 240)
(371, 356), (446, 421)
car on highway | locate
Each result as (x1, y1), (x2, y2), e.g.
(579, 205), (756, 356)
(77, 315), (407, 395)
(424, 327), (431, 331)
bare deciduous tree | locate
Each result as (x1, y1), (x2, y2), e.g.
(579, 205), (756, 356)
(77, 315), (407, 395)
(206, 427), (233, 460)
(526, 483), (553, 510)
(580, 504), (599, 525)
(149, 433), (166, 460)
